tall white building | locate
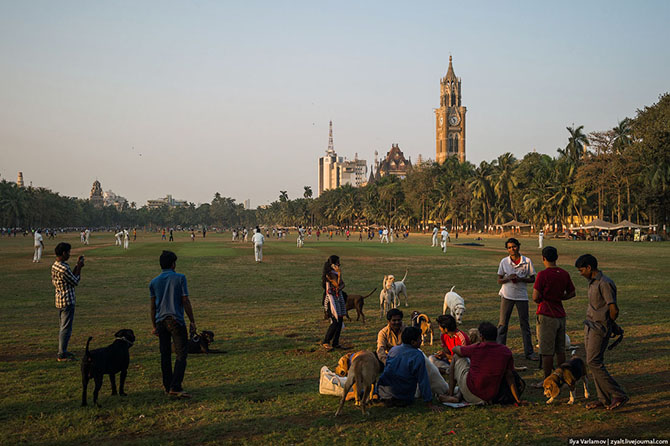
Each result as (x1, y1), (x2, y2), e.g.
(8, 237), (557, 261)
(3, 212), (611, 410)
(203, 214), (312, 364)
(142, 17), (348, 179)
(317, 122), (367, 196)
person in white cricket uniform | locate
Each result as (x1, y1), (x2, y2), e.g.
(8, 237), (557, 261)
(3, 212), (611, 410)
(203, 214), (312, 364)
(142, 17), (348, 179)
(84, 229), (90, 245)
(123, 229), (129, 249)
(80, 231), (85, 244)
(297, 226), (305, 248)
(115, 230), (123, 246)
(251, 227), (265, 262)
(33, 229), (44, 262)
(381, 228), (389, 243)
(243, 228), (248, 242)
(440, 227), (449, 253)
(432, 226), (439, 247)
(538, 230), (544, 249)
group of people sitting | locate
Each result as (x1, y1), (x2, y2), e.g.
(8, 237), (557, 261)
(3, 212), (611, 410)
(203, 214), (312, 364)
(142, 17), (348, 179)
(374, 309), (524, 411)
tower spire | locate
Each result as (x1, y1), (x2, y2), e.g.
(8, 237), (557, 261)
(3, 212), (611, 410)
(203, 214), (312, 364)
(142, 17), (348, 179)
(326, 120), (335, 154)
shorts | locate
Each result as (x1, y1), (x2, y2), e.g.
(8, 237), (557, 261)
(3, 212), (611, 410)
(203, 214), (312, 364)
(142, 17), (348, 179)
(536, 314), (565, 355)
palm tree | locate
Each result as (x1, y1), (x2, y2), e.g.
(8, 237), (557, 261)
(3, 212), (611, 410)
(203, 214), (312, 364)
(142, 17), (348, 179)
(492, 153), (519, 220)
(560, 125), (589, 166)
(303, 186), (313, 199)
(468, 161), (494, 229)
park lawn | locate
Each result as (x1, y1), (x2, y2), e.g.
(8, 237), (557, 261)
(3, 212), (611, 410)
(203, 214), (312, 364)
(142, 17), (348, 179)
(0, 231), (668, 445)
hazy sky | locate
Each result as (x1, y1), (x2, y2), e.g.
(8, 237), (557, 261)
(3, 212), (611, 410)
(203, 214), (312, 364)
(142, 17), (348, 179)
(1, 1), (669, 207)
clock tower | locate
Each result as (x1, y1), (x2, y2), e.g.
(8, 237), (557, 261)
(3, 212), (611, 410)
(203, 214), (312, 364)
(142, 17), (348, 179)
(435, 56), (466, 164)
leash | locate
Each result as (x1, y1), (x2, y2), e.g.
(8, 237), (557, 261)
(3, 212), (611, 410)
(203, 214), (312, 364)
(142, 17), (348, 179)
(115, 336), (134, 346)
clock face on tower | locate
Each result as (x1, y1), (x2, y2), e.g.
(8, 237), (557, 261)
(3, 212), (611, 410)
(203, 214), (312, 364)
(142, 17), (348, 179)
(449, 115), (459, 126)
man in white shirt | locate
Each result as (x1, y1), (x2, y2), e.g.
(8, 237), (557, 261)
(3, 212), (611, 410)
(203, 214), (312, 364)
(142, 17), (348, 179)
(84, 228), (90, 245)
(123, 229), (130, 249)
(33, 229), (44, 262)
(431, 226), (438, 247)
(297, 226), (305, 248)
(440, 227), (449, 253)
(115, 230), (123, 246)
(251, 227), (265, 262)
(496, 237), (538, 360)
(381, 228), (389, 244)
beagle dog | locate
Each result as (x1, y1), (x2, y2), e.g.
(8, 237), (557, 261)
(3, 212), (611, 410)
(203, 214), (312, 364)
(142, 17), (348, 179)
(411, 311), (433, 346)
(543, 357), (590, 404)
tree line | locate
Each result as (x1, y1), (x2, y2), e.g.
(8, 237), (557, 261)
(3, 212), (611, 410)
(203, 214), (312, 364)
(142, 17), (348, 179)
(2, 93), (668, 231)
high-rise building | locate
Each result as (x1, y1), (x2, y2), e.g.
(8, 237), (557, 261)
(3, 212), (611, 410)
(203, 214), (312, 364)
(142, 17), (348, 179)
(435, 56), (466, 164)
(317, 121), (367, 196)
(17, 172), (24, 187)
(244, 199), (251, 210)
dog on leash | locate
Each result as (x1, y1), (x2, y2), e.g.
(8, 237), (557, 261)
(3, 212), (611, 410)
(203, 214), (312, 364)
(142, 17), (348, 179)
(543, 356), (590, 404)
(411, 311), (433, 346)
(81, 329), (135, 407)
(186, 330), (222, 354)
(443, 286), (466, 324)
(335, 350), (381, 416)
(344, 288), (377, 323)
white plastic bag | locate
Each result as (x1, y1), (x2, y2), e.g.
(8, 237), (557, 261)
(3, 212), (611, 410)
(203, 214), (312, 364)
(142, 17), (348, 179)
(319, 366), (347, 396)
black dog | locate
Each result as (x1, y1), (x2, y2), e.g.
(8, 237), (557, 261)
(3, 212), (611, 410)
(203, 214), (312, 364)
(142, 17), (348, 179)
(186, 330), (223, 354)
(81, 329), (135, 407)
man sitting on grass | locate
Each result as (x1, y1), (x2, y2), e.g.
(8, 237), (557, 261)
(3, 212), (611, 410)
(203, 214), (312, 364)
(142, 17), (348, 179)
(441, 321), (526, 406)
(377, 327), (444, 412)
(429, 314), (470, 374)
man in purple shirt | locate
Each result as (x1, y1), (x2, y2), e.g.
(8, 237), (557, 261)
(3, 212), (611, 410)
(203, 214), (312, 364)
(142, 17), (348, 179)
(150, 251), (197, 398)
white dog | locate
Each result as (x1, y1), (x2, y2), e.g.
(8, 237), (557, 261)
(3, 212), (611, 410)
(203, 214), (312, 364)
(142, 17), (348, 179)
(443, 286), (466, 324)
(379, 270), (409, 317)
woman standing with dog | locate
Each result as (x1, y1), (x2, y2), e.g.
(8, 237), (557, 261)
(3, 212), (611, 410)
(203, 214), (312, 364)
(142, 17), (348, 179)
(322, 255), (346, 350)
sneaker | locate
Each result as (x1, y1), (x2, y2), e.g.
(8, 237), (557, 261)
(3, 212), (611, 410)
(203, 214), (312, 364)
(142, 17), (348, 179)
(168, 390), (192, 399)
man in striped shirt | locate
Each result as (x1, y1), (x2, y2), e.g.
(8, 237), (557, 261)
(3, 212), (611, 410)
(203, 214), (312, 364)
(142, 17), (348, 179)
(51, 242), (85, 362)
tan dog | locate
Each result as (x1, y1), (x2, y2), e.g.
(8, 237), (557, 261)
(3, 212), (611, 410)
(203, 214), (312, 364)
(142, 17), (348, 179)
(467, 327), (481, 344)
(335, 351), (381, 416)
(543, 357), (590, 404)
(411, 311), (433, 346)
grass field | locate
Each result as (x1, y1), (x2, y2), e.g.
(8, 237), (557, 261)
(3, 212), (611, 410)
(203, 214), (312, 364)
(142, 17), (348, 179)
(1, 231), (669, 445)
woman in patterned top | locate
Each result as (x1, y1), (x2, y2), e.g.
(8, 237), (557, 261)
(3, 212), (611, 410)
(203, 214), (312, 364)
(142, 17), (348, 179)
(322, 255), (346, 350)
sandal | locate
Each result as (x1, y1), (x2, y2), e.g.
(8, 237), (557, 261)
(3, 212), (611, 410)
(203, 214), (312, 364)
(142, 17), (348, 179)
(322, 343), (332, 350)
(585, 401), (605, 410)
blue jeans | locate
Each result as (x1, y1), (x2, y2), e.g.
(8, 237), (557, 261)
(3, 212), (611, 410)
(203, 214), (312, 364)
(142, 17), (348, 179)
(58, 305), (75, 355)
(158, 317), (188, 392)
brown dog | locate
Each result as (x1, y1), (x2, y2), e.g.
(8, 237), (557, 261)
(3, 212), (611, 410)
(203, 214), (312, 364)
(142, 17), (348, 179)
(411, 311), (433, 346)
(543, 357), (590, 404)
(335, 351), (381, 416)
(344, 288), (377, 323)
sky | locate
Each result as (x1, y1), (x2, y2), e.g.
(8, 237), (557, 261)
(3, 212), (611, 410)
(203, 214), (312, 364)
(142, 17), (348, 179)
(1, 1), (669, 207)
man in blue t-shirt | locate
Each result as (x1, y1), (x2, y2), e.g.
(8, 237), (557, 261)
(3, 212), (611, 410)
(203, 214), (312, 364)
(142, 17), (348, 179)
(150, 250), (197, 398)
(377, 326), (444, 412)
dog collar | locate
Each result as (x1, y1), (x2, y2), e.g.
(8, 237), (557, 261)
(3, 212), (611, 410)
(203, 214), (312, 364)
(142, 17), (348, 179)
(551, 370), (563, 385)
(116, 336), (134, 346)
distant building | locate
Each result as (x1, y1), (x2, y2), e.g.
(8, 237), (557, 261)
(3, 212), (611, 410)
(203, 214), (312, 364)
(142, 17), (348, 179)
(146, 194), (187, 210)
(368, 144), (412, 183)
(244, 199), (251, 210)
(17, 172), (24, 188)
(103, 190), (128, 210)
(317, 121), (368, 196)
(89, 180), (104, 208)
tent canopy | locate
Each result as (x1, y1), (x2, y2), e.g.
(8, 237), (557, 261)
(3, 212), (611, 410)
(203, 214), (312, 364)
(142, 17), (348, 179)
(499, 219), (531, 227)
(610, 219), (643, 229)
(579, 218), (615, 230)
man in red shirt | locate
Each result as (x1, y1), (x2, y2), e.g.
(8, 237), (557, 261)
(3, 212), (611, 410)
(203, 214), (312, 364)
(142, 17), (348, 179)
(429, 315), (470, 373)
(442, 322), (525, 405)
(532, 246), (576, 383)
